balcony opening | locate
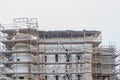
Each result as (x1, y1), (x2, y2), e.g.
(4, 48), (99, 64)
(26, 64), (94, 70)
(56, 75), (59, 80)
(19, 77), (24, 79)
(45, 56), (47, 62)
(77, 54), (82, 61)
(66, 54), (71, 62)
(17, 58), (20, 61)
(45, 76), (47, 80)
(78, 75), (82, 80)
(55, 54), (58, 62)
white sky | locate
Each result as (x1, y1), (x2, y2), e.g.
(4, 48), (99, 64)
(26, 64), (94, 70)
(0, 0), (120, 50)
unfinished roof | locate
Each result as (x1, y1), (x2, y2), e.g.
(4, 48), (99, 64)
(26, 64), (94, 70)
(0, 28), (101, 38)
(39, 30), (101, 38)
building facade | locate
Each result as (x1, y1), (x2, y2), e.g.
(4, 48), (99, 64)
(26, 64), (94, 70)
(0, 18), (119, 80)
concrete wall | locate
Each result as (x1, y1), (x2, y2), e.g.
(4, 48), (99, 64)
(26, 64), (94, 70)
(37, 43), (93, 80)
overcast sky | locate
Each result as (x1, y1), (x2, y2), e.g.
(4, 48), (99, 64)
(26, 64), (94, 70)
(0, 0), (120, 50)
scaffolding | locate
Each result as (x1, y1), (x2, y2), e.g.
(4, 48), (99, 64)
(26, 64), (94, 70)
(0, 18), (45, 80)
(92, 45), (120, 80)
(0, 18), (119, 80)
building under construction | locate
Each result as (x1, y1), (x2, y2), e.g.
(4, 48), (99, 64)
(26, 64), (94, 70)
(0, 18), (119, 80)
